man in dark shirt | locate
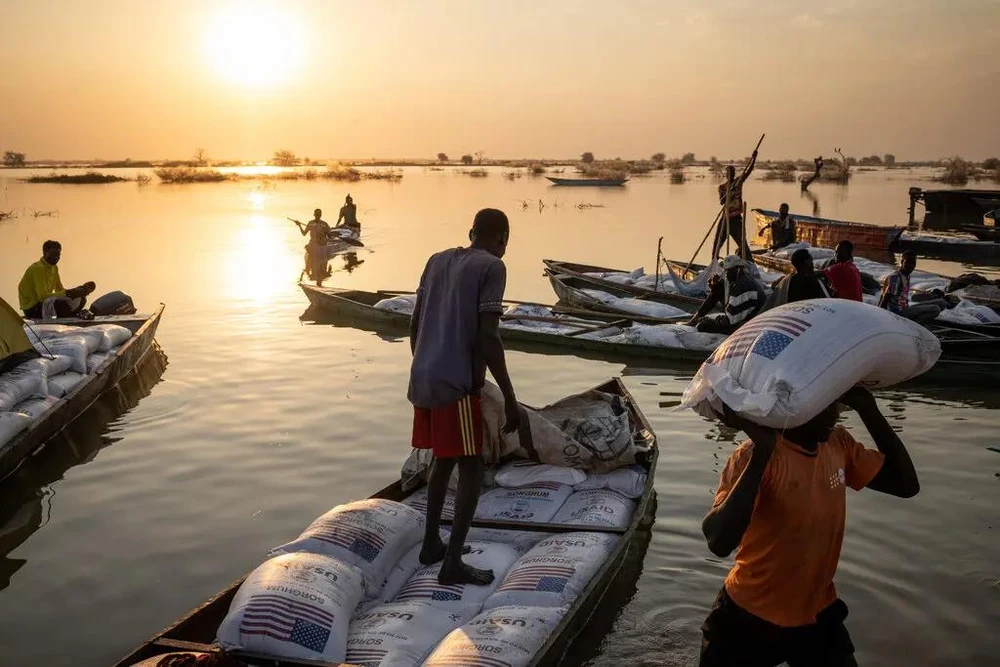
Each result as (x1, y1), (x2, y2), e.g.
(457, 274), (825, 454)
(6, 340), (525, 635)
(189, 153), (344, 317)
(712, 151), (759, 261)
(759, 203), (796, 250)
(409, 208), (521, 586)
(687, 256), (767, 334)
(762, 249), (834, 311)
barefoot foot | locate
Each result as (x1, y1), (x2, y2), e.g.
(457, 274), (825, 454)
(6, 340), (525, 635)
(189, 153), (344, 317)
(419, 540), (471, 565)
(438, 561), (494, 586)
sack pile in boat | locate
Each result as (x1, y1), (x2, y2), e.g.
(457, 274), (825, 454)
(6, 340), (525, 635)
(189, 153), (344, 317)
(0, 323), (133, 448)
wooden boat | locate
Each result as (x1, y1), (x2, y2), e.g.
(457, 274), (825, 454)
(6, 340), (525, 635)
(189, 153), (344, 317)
(908, 188), (1000, 230)
(547, 272), (693, 321)
(894, 231), (1000, 264)
(299, 284), (711, 367)
(546, 176), (628, 187)
(0, 306), (165, 481)
(752, 208), (903, 257)
(114, 377), (659, 667)
(543, 259), (706, 309)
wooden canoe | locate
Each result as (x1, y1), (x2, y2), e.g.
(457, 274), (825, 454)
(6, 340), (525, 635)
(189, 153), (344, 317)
(113, 377), (659, 667)
(752, 208), (903, 258)
(0, 306), (165, 481)
(542, 259), (706, 308)
(299, 284), (712, 367)
(545, 176), (628, 187)
(547, 272), (694, 322)
(894, 232), (1000, 264)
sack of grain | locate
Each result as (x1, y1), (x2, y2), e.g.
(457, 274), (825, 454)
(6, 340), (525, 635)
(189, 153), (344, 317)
(373, 295), (416, 315)
(347, 601), (479, 667)
(551, 489), (636, 529)
(0, 368), (47, 412)
(423, 605), (567, 667)
(47, 371), (87, 398)
(574, 465), (647, 498)
(495, 460), (586, 488)
(475, 483), (574, 523)
(271, 499), (425, 596)
(393, 541), (520, 608)
(217, 552), (364, 663)
(465, 527), (552, 555)
(89, 323), (133, 350)
(32, 336), (88, 374)
(86, 351), (112, 374)
(483, 532), (619, 610)
(13, 396), (60, 420)
(17, 354), (74, 378)
(0, 412), (32, 448)
(680, 299), (941, 428)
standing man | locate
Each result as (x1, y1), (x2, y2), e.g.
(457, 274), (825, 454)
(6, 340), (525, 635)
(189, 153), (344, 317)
(699, 388), (919, 666)
(18, 240), (95, 319)
(687, 256), (766, 335)
(409, 208), (521, 585)
(878, 250), (944, 322)
(295, 209), (331, 285)
(713, 150), (759, 260)
(824, 241), (863, 302)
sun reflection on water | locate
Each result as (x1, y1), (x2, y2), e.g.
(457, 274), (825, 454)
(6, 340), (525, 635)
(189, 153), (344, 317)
(224, 214), (299, 306)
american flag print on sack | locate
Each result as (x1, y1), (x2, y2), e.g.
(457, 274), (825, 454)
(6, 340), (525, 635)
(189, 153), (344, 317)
(426, 655), (512, 667)
(711, 315), (812, 363)
(346, 647), (388, 667)
(396, 573), (465, 602)
(496, 564), (575, 593)
(308, 522), (386, 562)
(239, 594), (333, 653)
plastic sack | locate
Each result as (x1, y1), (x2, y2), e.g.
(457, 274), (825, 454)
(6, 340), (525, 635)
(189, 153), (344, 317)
(494, 461), (586, 488)
(90, 323), (133, 350)
(346, 601), (479, 667)
(424, 605), (566, 667)
(86, 351), (112, 375)
(0, 368), (48, 412)
(217, 552), (364, 663)
(400, 487), (456, 521)
(32, 336), (89, 374)
(574, 465), (647, 499)
(679, 299), (941, 428)
(483, 532), (619, 610)
(0, 412), (32, 448)
(17, 354), (75, 378)
(13, 396), (60, 420)
(475, 483), (574, 523)
(935, 300), (1000, 326)
(271, 499), (425, 596)
(550, 489), (636, 529)
(47, 371), (87, 398)
(373, 295), (416, 315)
(394, 541), (520, 608)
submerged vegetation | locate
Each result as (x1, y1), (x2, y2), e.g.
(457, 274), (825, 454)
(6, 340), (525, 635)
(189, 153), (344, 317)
(153, 164), (402, 184)
(154, 167), (228, 183)
(27, 172), (128, 184)
(762, 161), (797, 182)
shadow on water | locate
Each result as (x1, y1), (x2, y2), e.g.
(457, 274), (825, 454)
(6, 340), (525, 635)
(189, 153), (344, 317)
(0, 346), (168, 591)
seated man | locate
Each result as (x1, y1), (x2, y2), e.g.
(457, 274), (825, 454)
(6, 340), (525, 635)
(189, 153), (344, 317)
(879, 250), (945, 323)
(687, 256), (766, 335)
(18, 240), (95, 319)
(824, 241), (863, 301)
(758, 203), (796, 251)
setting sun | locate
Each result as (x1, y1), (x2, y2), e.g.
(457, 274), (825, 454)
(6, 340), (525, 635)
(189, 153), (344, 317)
(202, 3), (306, 89)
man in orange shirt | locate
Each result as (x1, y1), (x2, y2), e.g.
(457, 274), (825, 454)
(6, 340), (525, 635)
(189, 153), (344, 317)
(699, 387), (919, 666)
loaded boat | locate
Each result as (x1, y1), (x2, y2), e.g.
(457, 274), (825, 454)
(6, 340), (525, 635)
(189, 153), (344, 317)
(752, 208), (903, 258)
(545, 177), (628, 187)
(114, 377), (659, 667)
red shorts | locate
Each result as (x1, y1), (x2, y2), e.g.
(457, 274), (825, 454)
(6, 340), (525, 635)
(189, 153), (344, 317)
(412, 395), (483, 458)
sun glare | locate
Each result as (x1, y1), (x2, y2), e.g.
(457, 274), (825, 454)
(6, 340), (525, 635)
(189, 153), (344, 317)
(203, 4), (306, 88)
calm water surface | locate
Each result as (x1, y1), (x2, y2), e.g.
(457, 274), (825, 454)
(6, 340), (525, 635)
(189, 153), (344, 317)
(0, 168), (997, 666)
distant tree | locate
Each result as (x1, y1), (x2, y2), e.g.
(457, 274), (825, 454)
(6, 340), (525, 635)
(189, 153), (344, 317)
(651, 152), (666, 163)
(474, 150), (484, 165)
(580, 152), (595, 164)
(681, 152), (696, 165)
(883, 154), (896, 167)
(193, 148), (208, 166)
(845, 156), (858, 167)
(460, 154), (474, 165)
(859, 155), (883, 166)
(3, 151), (26, 167)
(982, 157), (1000, 170)
(437, 152), (448, 163)
(273, 149), (299, 166)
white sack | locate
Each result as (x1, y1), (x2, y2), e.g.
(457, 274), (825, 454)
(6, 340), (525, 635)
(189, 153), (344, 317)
(0, 412), (32, 448)
(90, 323), (133, 350)
(0, 368), (48, 412)
(465, 528), (552, 554)
(400, 488), (456, 521)
(32, 336), (88, 374)
(503, 304), (559, 328)
(86, 351), (112, 374)
(393, 541), (520, 608)
(373, 295), (416, 315)
(346, 601), (478, 667)
(575, 465), (647, 499)
(935, 300), (1000, 326)
(679, 299), (941, 428)
(47, 371), (87, 398)
(17, 354), (75, 378)
(484, 532), (619, 610)
(424, 606), (566, 667)
(272, 499), (425, 596)
(475, 483), (574, 523)
(23, 323), (77, 339)
(550, 489), (636, 529)
(217, 552), (364, 663)
(495, 460), (586, 488)
(13, 396), (60, 420)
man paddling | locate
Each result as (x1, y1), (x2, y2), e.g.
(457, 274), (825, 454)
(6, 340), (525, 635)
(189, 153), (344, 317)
(687, 255), (766, 334)
(700, 388), (919, 666)
(294, 209), (331, 285)
(337, 194), (360, 232)
(713, 151), (759, 260)
(409, 208), (521, 585)
(18, 240), (96, 319)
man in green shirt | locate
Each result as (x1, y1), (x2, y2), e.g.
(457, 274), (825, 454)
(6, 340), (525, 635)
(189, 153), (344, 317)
(18, 240), (95, 319)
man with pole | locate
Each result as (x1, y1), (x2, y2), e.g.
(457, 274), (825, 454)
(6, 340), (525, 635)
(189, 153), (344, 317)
(712, 148), (759, 262)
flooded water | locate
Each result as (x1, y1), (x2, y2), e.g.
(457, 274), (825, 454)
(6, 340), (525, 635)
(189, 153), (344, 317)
(0, 167), (997, 666)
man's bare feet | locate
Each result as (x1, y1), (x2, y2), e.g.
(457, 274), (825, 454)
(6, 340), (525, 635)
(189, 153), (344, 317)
(419, 538), (471, 565)
(438, 561), (494, 586)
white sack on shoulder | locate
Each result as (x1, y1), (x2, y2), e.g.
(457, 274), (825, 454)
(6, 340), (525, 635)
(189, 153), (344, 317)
(679, 299), (940, 428)
(216, 552), (364, 664)
(423, 605), (566, 667)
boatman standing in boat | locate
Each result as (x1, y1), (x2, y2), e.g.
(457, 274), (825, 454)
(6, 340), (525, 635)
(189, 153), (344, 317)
(295, 209), (331, 285)
(408, 208), (522, 586)
(686, 255), (766, 334)
(713, 150), (759, 261)
(699, 388), (919, 666)
(18, 240), (96, 319)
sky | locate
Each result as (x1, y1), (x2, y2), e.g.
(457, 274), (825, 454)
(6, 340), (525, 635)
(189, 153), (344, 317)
(2, 0), (998, 161)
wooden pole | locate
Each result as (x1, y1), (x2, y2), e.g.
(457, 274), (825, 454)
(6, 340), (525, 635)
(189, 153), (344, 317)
(654, 236), (664, 290)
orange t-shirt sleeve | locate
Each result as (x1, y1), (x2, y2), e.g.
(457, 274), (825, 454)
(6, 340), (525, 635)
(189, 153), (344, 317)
(712, 441), (755, 508)
(839, 429), (885, 491)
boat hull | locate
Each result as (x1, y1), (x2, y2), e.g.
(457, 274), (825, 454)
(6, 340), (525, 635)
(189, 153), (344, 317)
(543, 259), (705, 309)
(0, 307), (165, 481)
(752, 208), (902, 259)
(546, 177), (628, 187)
